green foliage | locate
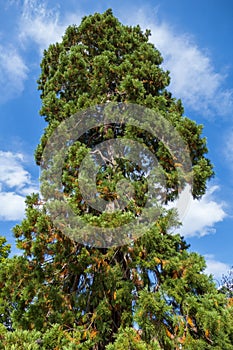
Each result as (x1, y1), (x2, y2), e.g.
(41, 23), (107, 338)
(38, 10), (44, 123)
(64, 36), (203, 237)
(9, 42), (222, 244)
(106, 327), (161, 350)
(0, 8), (232, 350)
(0, 236), (10, 262)
(0, 324), (41, 350)
(0, 324), (98, 349)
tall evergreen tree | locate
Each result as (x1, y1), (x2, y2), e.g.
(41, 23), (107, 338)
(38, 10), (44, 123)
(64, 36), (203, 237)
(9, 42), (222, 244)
(1, 9), (232, 350)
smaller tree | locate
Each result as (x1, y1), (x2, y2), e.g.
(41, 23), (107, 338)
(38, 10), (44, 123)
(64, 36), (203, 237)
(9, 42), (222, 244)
(221, 267), (233, 298)
(0, 236), (11, 328)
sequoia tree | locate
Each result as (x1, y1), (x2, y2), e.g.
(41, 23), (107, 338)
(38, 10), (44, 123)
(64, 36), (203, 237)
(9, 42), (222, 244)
(1, 9), (233, 350)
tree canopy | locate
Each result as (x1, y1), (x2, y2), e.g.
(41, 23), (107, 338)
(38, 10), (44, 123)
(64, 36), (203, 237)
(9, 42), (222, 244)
(0, 9), (232, 350)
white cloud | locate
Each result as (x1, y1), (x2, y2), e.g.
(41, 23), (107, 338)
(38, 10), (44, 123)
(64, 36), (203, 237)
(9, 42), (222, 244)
(0, 151), (30, 189)
(131, 10), (233, 117)
(19, 0), (82, 52)
(204, 254), (230, 281)
(0, 151), (38, 221)
(0, 192), (26, 221)
(0, 45), (28, 103)
(179, 186), (226, 237)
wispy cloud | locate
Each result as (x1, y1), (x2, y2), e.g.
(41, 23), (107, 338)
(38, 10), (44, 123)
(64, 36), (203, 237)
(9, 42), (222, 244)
(0, 151), (38, 221)
(0, 0), (82, 104)
(131, 10), (233, 118)
(179, 186), (227, 237)
(204, 254), (230, 281)
(224, 130), (233, 169)
(19, 0), (81, 52)
(0, 45), (28, 103)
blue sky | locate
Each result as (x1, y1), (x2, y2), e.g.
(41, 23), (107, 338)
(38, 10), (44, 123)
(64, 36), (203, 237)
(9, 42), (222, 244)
(0, 0), (233, 281)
